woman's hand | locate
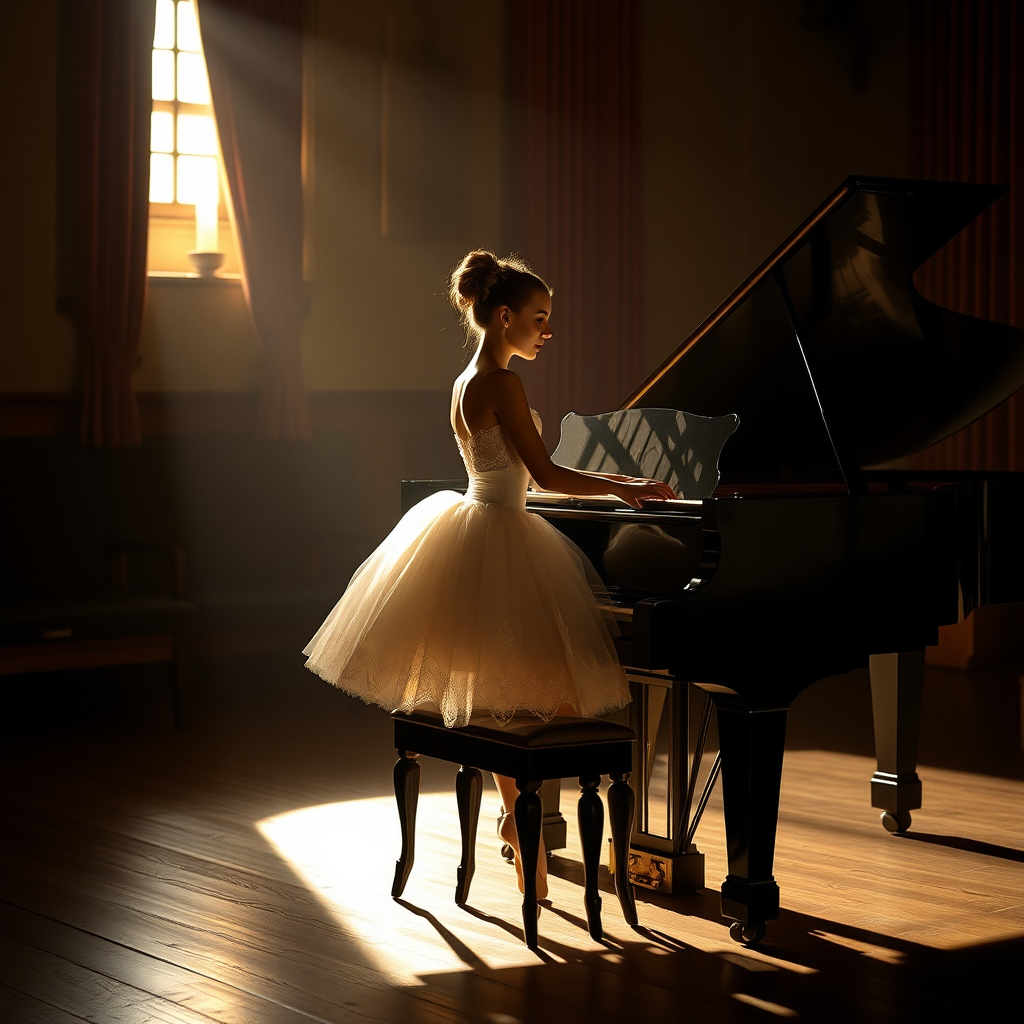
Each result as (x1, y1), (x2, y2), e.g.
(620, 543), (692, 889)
(609, 478), (677, 508)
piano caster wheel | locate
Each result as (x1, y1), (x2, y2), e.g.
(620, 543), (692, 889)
(729, 921), (767, 946)
(881, 810), (912, 834)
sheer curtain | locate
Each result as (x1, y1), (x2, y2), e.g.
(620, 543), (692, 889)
(198, 0), (310, 440)
(908, 0), (1023, 472)
(510, 0), (644, 444)
(73, 0), (155, 447)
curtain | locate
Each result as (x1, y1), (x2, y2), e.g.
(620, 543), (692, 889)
(510, 0), (644, 444)
(908, 0), (1023, 472)
(73, 0), (155, 447)
(198, 0), (310, 440)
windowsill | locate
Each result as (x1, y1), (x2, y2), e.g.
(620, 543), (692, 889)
(147, 271), (243, 286)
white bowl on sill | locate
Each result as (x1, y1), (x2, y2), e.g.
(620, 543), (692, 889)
(187, 251), (225, 278)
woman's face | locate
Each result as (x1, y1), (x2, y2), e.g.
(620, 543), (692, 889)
(501, 288), (553, 361)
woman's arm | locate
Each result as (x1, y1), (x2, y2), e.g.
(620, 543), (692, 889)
(577, 471), (656, 484)
(487, 371), (675, 508)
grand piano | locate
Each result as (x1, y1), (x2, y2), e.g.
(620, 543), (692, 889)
(521, 175), (1024, 943)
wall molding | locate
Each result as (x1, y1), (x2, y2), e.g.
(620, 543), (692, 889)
(0, 390), (451, 439)
(0, 394), (78, 438)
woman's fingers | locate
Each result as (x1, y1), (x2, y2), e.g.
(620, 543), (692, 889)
(641, 482), (676, 501)
(632, 477), (677, 500)
(614, 479), (679, 506)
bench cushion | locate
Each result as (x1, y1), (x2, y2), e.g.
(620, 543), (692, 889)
(393, 708), (635, 748)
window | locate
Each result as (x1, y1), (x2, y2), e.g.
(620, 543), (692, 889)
(149, 0), (238, 273)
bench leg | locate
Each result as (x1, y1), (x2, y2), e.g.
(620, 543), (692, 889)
(392, 751), (420, 898)
(608, 772), (638, 926)
(455, 766), (482, 905)
(578, 774), (604, 941)
(514, 779), (544, 949)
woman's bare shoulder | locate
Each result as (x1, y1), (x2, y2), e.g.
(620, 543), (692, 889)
(462, 367), (524, 401)
(478, 367), (525, 399)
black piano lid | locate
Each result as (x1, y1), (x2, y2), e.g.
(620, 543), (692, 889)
(626, 175), (1024, 487)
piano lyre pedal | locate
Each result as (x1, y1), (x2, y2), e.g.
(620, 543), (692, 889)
(608, 668), (718, 895)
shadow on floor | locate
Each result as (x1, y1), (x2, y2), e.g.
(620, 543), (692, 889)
(395, 887), (1020, 1024)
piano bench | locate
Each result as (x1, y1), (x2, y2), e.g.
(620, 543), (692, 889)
(390, 708), (639, 949)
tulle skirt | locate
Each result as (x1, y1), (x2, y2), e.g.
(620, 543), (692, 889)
(303, 489), (630, 728)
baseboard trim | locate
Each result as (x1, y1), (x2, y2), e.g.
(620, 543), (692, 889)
(1, 390), (450, 438)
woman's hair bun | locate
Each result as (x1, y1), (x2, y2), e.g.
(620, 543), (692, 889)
(448, 249), (550, 334)
(451, 250), (502, 310)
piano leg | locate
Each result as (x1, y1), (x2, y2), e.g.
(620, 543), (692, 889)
(714, 701), (789, 944)
(541, 778), (568, 852)
(869, 650), (924, 833)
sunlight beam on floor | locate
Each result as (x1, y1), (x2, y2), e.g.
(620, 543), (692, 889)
(257, 791), (577, 984)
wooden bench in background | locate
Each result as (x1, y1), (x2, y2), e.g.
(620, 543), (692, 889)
(0, 544), (196, 729)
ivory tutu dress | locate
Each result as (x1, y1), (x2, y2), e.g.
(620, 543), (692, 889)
(303, 409), (630, 728)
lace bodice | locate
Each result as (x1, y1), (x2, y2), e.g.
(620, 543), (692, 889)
(455, 409), (543, 475)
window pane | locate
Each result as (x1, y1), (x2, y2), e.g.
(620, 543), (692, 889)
(177, 154), (218, 205)
(152, 49), (175, 101)
(176, 1), (202, 53)
(150, 153), (175, 203)
(153, 0), (175, 48)
(177, 113), (217, 156)
(151, 111), (174, 153)
(177, 51), (210, 104)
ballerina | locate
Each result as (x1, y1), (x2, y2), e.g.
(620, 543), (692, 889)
(304, 250), (675, 898)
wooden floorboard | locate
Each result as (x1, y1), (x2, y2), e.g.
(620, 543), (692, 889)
(0, 980), (95, 1024)
(2, 661), (1022, 1024)
(0, 904), (326, 1024)
(0, 932), (221, 1024)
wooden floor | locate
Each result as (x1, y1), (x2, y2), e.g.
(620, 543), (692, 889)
(2, 655), (1022, 1024)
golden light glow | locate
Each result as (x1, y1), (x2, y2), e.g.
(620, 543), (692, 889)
(154, 0), (175, 47)
(176, 52), (210, 104)
(149, 0), (235, 273)
(152, 49), (175, 100)
(257, 792), (564, 984)
(177, 113), (217, 155)
(149, 153), (175, 202)
(150, 111), (174, 153)
(176, 1), (202, 52)
(809, 929), (905, 964)
(255, 788), (823, 995)
(176, 154), (218, 205)
(195, 200), (219, 252)
(731, 994), (798, 1017)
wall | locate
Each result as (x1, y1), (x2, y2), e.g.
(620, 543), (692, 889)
(304, 0), (504, 392)
(642, 0), (909, 374)
(136, 280), (259, 392)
